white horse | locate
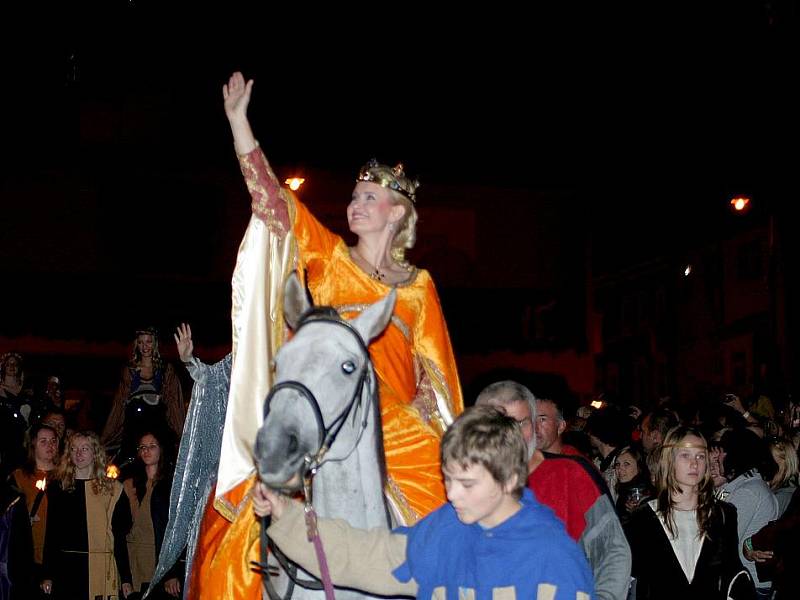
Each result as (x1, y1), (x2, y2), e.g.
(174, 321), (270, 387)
(254, 274), (397, 600)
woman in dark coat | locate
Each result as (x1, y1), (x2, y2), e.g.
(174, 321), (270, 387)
(625, 426), (755, 600)
(613, 445), (654, 526)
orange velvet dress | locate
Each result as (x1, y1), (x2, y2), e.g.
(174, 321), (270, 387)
(188, 147), (463, 598)
(291, 195), (464, 521)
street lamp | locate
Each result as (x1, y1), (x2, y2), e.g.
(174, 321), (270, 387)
(284, 177), (305, 191)
(729, 196), (751, 213)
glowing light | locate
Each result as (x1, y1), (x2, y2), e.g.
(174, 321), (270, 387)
(35, 478), (47, 491)
(284, 177), (305, 191)
(590, 400), (604, 409)
(730, 197), (750, 212)
(106, 465), (120, 479)
(684, 265), (692, 277)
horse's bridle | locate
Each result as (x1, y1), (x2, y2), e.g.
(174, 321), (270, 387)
(261, 313), (372, 478)
(255, 311), (374, 600)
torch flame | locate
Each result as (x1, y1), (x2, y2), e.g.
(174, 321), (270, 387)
(35, 478), (47, 491)
(106, 465), (120, 479)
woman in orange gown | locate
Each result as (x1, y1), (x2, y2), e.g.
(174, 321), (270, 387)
(227, 70), (463, 522)
(177, 72), (463, 599)
(244, 156), (462, 523)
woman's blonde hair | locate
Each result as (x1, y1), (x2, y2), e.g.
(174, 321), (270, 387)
(56, 431), (115, 496)
(129, 327), (164, 371)
(654, 425), (716, 538)
(769, 438), (799, 490)
(387, 190), (418, 269)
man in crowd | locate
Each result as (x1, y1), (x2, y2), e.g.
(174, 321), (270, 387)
(476, 380), (631, 600)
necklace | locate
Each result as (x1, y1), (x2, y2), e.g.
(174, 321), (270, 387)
(351, 247), (391, 281)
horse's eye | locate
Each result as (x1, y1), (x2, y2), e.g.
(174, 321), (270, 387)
(341, 361), (356, 374)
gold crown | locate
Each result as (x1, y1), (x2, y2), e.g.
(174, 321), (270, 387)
(356, 159), (420, 202)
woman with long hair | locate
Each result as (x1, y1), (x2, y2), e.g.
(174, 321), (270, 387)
(122, 428), (181, 598)
(767, 438), (798, 517)
(11, 424), (58, 578)
(40, 431), (133, 599)
(0, 352), (34, 471)
(0, 352), (29, 406)
(101, 328), (185, 460)
(625, 426), (753, 599)
(613, 444), (654, 524)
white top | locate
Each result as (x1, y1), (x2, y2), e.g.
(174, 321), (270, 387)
(649, 501), (703, 583)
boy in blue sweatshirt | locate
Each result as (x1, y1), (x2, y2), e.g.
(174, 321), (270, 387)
(255, 405), (594, 599)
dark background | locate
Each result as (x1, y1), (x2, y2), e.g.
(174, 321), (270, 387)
(1, 1), (797, 424)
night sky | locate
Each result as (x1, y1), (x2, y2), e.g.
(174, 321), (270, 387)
(6, 2), (796, 181)
(2, 1), (797, 360)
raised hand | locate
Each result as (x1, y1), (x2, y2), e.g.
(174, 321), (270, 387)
(724, 393), (746, 415)
(174, 323), (194, 363)
(223, 71), (254, 123)
(223, 72), (257, 155)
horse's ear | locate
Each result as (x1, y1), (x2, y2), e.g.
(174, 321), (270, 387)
(284, 272), (312, 330)
(351, 289), (397, 343)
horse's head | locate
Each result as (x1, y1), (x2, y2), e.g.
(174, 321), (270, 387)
(255, 273), (396, 491)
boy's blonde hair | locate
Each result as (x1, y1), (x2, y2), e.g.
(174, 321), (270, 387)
(441, 405), (528, 499)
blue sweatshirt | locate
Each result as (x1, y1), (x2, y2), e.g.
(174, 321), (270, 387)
(393, 488), (595, 599)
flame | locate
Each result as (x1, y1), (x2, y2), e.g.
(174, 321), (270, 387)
(590, 400), (604, 409)
(106, 465), (120, 479)
(35, 478), (47, 491)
